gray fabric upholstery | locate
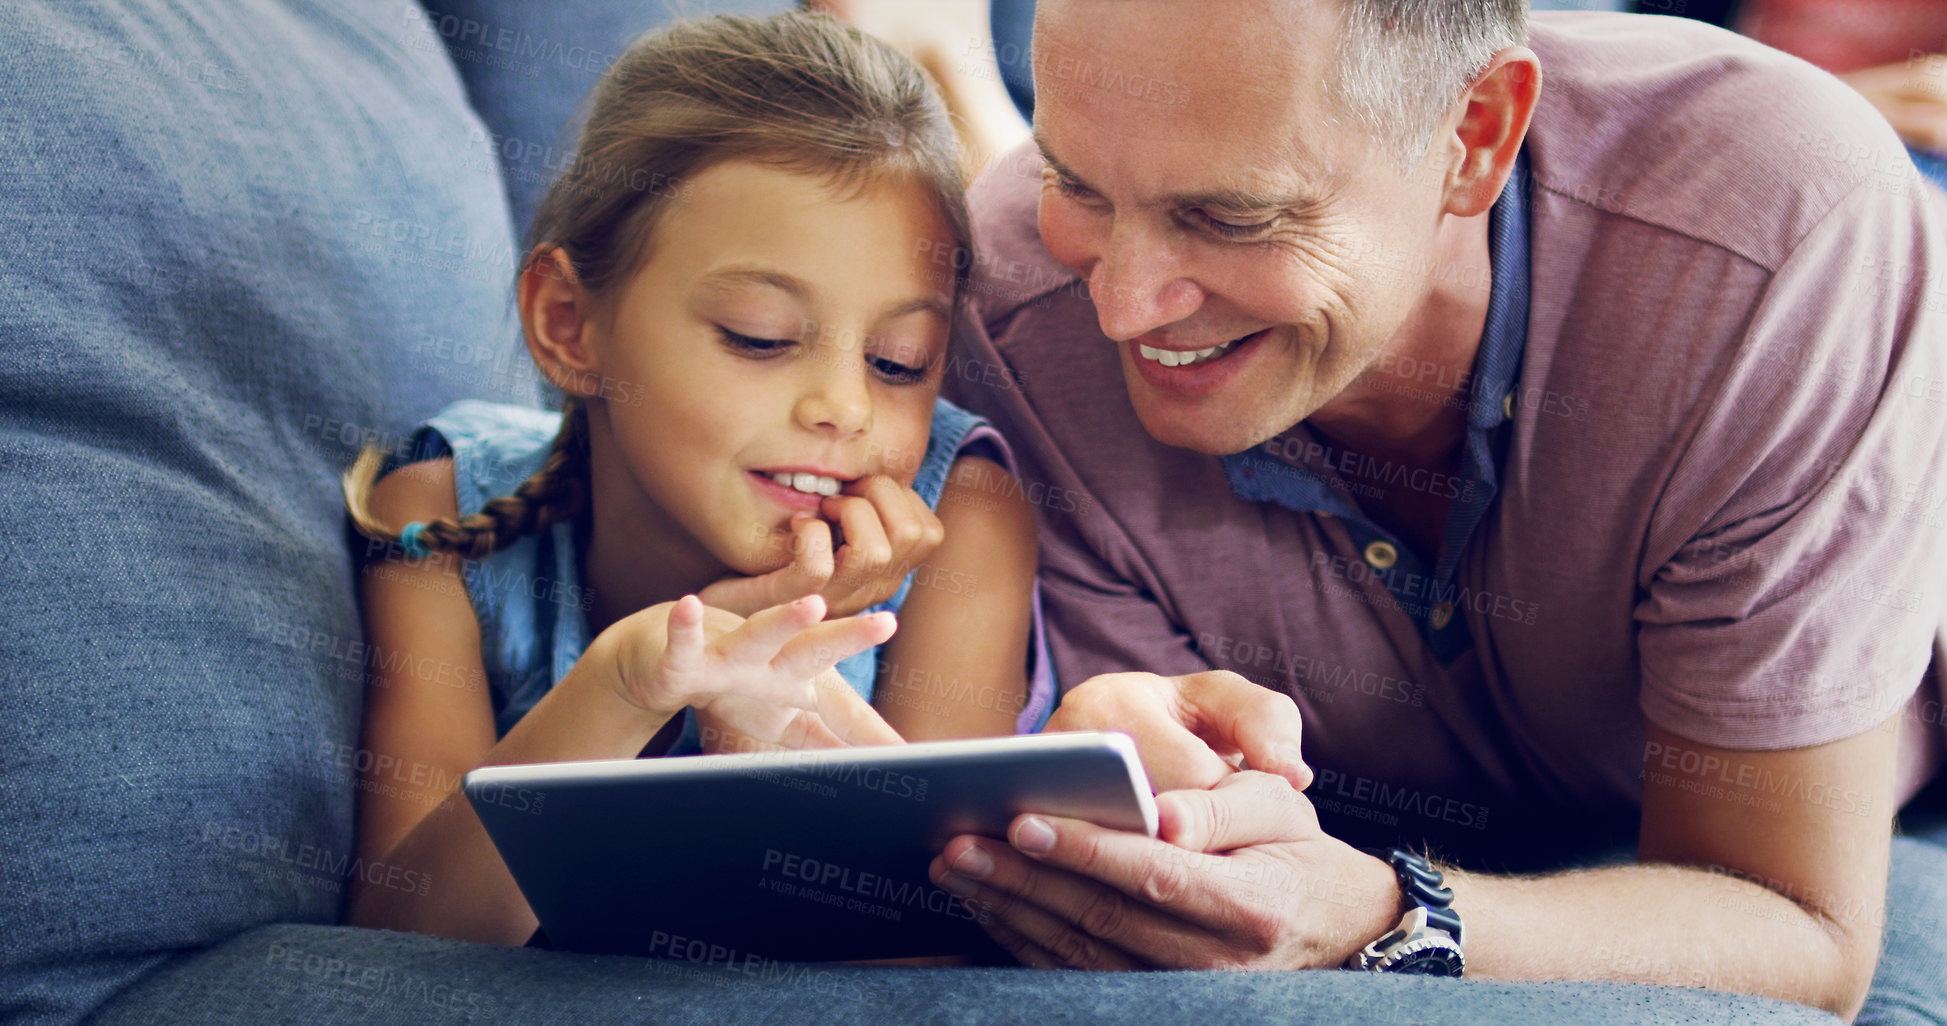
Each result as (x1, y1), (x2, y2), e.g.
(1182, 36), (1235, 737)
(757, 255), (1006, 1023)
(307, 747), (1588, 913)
(0, 2), (536, 1023)
(0, 1), (1927, 1023)
(83, 923), (1840, 1026)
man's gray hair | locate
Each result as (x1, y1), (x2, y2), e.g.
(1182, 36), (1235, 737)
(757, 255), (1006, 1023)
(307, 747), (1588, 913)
(1332, 0), (1529, 165)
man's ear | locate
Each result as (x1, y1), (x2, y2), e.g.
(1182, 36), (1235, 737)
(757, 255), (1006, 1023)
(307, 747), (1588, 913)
(1442, 47), (1542, 218)
(519, 246), (604, 399)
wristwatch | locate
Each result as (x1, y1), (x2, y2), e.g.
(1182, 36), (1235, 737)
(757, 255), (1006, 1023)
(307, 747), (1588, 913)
(1344, 847), (1465, 976)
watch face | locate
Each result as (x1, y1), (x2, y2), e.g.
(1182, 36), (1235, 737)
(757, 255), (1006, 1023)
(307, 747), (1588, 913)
(1391, 948), (1464, 977)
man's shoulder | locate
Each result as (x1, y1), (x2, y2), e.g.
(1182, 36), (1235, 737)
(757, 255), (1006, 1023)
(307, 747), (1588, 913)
(1527, 11), (1915, 270)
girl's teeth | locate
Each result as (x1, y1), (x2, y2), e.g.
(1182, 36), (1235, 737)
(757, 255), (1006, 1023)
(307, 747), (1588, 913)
(1138, 339), (1237, 368)
(771, 472), (841, 496)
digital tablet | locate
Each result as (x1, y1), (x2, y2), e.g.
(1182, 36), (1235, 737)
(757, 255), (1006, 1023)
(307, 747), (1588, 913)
(464, 730), (1157, 963)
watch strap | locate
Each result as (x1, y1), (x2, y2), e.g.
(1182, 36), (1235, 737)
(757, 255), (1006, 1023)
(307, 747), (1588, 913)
(1362, 846), (1463, 945)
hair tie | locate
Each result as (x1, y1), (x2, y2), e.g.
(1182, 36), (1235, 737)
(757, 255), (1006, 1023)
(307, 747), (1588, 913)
(399, 521), (431, 559)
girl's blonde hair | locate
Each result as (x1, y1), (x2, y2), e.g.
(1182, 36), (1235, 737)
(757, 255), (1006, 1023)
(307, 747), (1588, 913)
(344, 11), (972, 561)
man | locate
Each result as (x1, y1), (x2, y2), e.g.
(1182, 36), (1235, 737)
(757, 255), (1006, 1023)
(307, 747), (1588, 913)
(934, 1), (1947, 1021)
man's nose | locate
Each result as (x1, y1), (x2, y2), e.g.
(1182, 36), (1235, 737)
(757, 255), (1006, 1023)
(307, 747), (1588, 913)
(1088, 224), (1205, 343)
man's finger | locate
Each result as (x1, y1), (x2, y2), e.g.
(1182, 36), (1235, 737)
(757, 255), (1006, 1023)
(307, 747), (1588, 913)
(931, 825), (1235, 965)
(932, 841), (1165, 968)
(1177, 671), (1312, 790)
(977, 916), (1063, 970)
(1048, 673), (1237, 792)
(960, 881), (1147, 970)
(1154, 771), (1319, 852)
(1135, 730), (1238, 793)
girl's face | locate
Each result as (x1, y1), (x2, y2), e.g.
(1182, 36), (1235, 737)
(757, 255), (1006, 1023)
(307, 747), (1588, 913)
(574, 160), (956, 576)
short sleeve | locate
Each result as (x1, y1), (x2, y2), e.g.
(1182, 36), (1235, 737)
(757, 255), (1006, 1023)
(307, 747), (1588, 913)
(943, 310), (1213, 701)
(1635, 176), (1947, 749)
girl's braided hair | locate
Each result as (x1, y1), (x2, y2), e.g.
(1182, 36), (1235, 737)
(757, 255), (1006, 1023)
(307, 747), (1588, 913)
(342, 10), (971, 561)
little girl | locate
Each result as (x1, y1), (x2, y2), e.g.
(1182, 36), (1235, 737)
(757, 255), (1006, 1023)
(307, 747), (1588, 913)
(338, 11), (1053, 946)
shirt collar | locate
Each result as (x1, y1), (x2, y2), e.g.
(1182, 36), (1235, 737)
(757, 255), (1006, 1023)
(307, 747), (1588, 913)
(1221, 150), (1532, 513)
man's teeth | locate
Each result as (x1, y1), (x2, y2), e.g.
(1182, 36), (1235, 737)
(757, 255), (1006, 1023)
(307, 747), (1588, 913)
(1137, 339), (1239, 368)
(770, 472), (842, 496)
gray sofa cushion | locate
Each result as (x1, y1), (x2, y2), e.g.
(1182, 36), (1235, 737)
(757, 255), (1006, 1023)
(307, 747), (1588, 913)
(0, 0), (1928, 1023)
(415, 0), (792, 242)
(81, 923), (1840, 1026)
(0, 2), (536, 1023)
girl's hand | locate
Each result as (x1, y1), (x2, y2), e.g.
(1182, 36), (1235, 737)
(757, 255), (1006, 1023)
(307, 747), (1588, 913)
(699, 474), (947, 619)
(613, 594), (896, 747)
(818, 473), (947, 617)
(697, 512), (837, 618)
(695, 665), (907, 756)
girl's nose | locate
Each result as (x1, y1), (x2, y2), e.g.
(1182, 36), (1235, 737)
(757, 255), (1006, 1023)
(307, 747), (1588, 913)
(793, 356), (873, 437)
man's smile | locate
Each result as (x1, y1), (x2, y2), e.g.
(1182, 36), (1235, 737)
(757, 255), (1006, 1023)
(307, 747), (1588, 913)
(1126, 327), (1270, 396)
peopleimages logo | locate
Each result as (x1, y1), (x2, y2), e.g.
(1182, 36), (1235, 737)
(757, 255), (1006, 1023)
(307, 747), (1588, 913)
(760, 849), (983, 923)
(761, 760), (930, 802)
(1312, 769), (1491, 830)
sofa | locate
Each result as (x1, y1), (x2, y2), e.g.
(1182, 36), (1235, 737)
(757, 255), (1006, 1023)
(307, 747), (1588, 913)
(3, 2), (1940, 1023)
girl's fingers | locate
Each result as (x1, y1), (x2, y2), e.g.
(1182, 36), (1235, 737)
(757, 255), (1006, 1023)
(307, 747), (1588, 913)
(811, 671), (906, 746)
(823, 492), (893, 584)
(703, 694), (813, 747)
(772, 708), (850, 750)
(786, 513), (837, 588)
(722, 594), (830, 663)
(863, 474), (941, 565)
(769, 610), (898, 682)
(658, 594), (708, 676)
(697, 516), (833, 615)
(1880, 96), (1947, 154)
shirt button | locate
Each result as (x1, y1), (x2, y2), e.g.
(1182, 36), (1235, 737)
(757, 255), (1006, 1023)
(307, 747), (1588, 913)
(1502, 393), (1515, 421)
(1431, 601), (1455, 630)
(1364, 540), (1398, 570)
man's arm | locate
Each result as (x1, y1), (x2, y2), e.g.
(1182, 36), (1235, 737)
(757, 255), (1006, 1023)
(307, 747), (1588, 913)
(1448, 715), (1898, 1021)
(932, 675), (1900, 1022)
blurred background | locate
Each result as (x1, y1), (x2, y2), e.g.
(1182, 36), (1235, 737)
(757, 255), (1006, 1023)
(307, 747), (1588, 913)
(822, 0), (1947, 185)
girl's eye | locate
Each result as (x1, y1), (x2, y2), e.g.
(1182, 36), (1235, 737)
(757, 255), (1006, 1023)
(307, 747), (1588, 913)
(717, 327), (792, 354)
(870, 355), (929, 385)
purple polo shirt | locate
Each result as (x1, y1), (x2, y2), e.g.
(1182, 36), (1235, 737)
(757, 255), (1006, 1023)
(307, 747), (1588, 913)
(944, 12), (1947, 855)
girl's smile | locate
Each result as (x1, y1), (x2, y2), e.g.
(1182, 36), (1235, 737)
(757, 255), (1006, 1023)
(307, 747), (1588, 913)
(531, 159), (959, 608)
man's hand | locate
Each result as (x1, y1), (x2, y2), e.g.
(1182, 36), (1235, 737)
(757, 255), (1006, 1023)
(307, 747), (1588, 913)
(1046, 671), (1313, 792)
(1841, 55), (1947, 154)
(926, 771), (1404, 970)
(699, 475), (945, 619)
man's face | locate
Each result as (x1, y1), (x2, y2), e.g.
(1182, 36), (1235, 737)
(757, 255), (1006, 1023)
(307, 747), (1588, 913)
(1033, 0), (1456, 454)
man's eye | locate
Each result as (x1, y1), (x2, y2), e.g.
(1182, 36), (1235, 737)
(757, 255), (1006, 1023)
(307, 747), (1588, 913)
(717, 327), (791, 353)
(1197, 211), (1275, 241)
(1046, 169), (1095, 201)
